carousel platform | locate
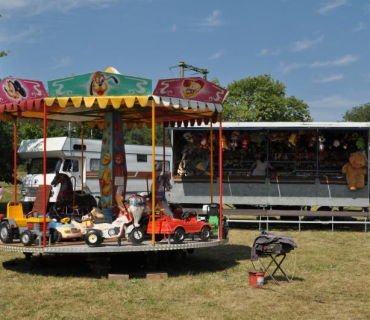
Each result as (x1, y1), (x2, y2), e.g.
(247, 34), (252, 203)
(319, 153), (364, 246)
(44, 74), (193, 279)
(0, 237), (228, 254)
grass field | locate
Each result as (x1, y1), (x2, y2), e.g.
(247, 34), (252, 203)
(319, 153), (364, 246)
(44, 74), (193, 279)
(0, 229), (370, 320)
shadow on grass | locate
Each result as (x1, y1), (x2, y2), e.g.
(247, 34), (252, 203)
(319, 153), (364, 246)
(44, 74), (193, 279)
(2, 244), (251, 279)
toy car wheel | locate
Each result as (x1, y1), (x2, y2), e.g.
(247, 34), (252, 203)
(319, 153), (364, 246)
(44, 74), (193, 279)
(173, 228), (185, 244)
(49, 229), (58, 243)
(0, 222), (14, 244)
(199, 226), (211, 242)
(20, 230), (34, 246)
(85, 230), (103, 247)
(128, 227), (144, 244)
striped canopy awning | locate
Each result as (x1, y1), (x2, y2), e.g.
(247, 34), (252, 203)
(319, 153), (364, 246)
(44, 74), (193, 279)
(0, 95), (222, 128)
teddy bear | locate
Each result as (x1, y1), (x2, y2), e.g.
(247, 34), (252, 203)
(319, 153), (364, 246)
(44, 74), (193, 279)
(341, 152), (368, 191)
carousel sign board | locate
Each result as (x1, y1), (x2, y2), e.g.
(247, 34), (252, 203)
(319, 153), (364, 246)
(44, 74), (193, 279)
(0, 77), (48, 104)
(48, 71), (152, 97)
(153, 77), (228, 103)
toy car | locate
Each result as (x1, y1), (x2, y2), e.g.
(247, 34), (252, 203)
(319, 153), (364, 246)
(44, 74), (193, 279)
(0, 202), (54, 246)
(49, 217), (83, 242)
(146, 211), (213, 243)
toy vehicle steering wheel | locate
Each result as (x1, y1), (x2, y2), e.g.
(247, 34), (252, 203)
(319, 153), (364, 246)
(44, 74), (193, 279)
(61, 217), (70, 224)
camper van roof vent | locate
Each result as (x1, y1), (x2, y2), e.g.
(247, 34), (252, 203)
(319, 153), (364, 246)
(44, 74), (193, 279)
(73, 144), (86, 151)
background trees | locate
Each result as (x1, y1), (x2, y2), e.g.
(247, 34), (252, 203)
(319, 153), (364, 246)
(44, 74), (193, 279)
(342, 103), (370, 122)
(222, 74), (312, 122)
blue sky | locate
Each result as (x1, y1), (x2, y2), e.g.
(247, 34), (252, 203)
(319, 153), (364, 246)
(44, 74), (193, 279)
(0, 0), (369, 121)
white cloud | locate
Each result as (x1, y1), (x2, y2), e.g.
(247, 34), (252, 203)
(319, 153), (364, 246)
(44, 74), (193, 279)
(318, 0), (347, 14)
(0, 26), (40, 44)
(291, 35), (324, 52)
(256, 48), (280, 57)
(308, 95), (358, 108)
(200, 10), (224, 27)
(353, 22), (365, 32)
(51, 56), (72, 69)
(310, 54), (358, 68)
(280, 54), (358, 74)
(208, 51), (222, 60)
(280, 62), (306, 74)
(312, 74), (344, 83)
(0, 0), (115, 15)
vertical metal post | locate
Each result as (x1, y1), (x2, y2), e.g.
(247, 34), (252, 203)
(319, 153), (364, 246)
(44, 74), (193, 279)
(152, 99), (156, 246)
(81, 124), (84, 193)
(179, 60), (185, 78)
(43, 101), (47, 247)
(210, 122), (214, 203)
(219, 113), (223, 240)
(13, 118), (17, 204)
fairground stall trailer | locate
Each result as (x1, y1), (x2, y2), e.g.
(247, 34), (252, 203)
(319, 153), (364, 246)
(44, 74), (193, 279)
(169, 122), (370, 230)
(18, 137), (172, 209)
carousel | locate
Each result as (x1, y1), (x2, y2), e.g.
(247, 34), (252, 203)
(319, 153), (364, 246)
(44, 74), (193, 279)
(0, 68), (229, 259)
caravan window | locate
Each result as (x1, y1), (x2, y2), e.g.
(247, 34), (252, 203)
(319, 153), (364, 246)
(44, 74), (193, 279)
(137, 154), (147, 162)
(90, 159), (100, 171)
(28, 158), (62, 174)
(155, 161), (170, 172)
(62, 159), (79, 173)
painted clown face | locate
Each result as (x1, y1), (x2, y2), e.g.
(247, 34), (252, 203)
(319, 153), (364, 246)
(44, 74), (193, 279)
(102, 153), (111, 165)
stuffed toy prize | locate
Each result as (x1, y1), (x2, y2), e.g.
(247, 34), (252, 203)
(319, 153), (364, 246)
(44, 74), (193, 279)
(342, 152), (368, 191)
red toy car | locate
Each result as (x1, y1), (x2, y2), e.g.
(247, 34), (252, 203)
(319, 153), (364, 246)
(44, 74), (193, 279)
(146, 212), (213, 243)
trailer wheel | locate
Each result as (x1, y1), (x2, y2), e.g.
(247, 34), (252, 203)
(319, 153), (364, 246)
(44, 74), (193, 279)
(199, 226), (211, 242)
(128, 227), (145, 244)
(173, 228), (185, 244)
(0, 222), (14, 243)
(85, 230), (103, 247)
(20, 230), (34, 246)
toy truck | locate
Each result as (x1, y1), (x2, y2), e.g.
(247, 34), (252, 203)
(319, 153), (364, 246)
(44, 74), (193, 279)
(0, 202), (53, 246)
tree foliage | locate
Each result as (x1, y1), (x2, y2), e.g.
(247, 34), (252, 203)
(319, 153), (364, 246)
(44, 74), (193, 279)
(342, 103), (370, 122)
(222, 74), (312, 122)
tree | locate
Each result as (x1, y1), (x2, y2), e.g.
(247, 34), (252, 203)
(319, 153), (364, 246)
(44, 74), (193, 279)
(222, 74), (312, 122)
(342, 103), (370, 122)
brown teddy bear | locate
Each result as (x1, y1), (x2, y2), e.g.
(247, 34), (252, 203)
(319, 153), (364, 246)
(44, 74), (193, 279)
(342, 152), (368, 191)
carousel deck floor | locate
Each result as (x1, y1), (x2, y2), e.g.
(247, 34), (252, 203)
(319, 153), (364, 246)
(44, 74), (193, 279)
(0, 237), (228, 254)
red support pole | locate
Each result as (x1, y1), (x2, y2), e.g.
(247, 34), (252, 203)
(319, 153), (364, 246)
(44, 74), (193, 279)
(219, 113), (223, 240)
(163, 124), (166, 192)
(13, 118), (17, 204)
(43, 101), (47, 247)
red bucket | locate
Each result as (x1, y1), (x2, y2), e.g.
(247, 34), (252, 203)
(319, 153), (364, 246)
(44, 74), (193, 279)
(249, 270), (265, 287)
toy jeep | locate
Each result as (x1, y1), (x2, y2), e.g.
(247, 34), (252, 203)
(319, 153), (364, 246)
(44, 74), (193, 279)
(0, 202), (53, 246)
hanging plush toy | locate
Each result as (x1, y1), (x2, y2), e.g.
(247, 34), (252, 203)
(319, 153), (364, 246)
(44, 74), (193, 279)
(199, 135), (209, 150)
(288, 133), (298, 147)
(230, 131), (240, 151)
(308, 135), (316, 148)
(342, 152), (368, 191)
(241, 136), (250, 149)
(356, 137), (365, 150)
(221, 135), (229, 151)
(319, 135), (325, 152)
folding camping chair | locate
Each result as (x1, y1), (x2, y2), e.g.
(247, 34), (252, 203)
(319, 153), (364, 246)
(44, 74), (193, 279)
(251, 232), (297, 284)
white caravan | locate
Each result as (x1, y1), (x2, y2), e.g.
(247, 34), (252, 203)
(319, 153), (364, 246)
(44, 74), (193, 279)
(18, 137), (172, 207)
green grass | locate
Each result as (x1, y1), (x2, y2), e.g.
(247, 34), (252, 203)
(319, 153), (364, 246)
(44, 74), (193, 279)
(0, 229), (370, 319)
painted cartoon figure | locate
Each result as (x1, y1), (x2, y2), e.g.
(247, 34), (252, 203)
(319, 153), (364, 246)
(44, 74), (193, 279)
(4, 80), (27, 100)
(90, 72), (119, 96)
(114, 153), (126, 196)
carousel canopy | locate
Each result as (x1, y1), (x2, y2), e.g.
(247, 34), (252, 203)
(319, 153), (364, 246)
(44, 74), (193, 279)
(0, 69), (228, 128)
